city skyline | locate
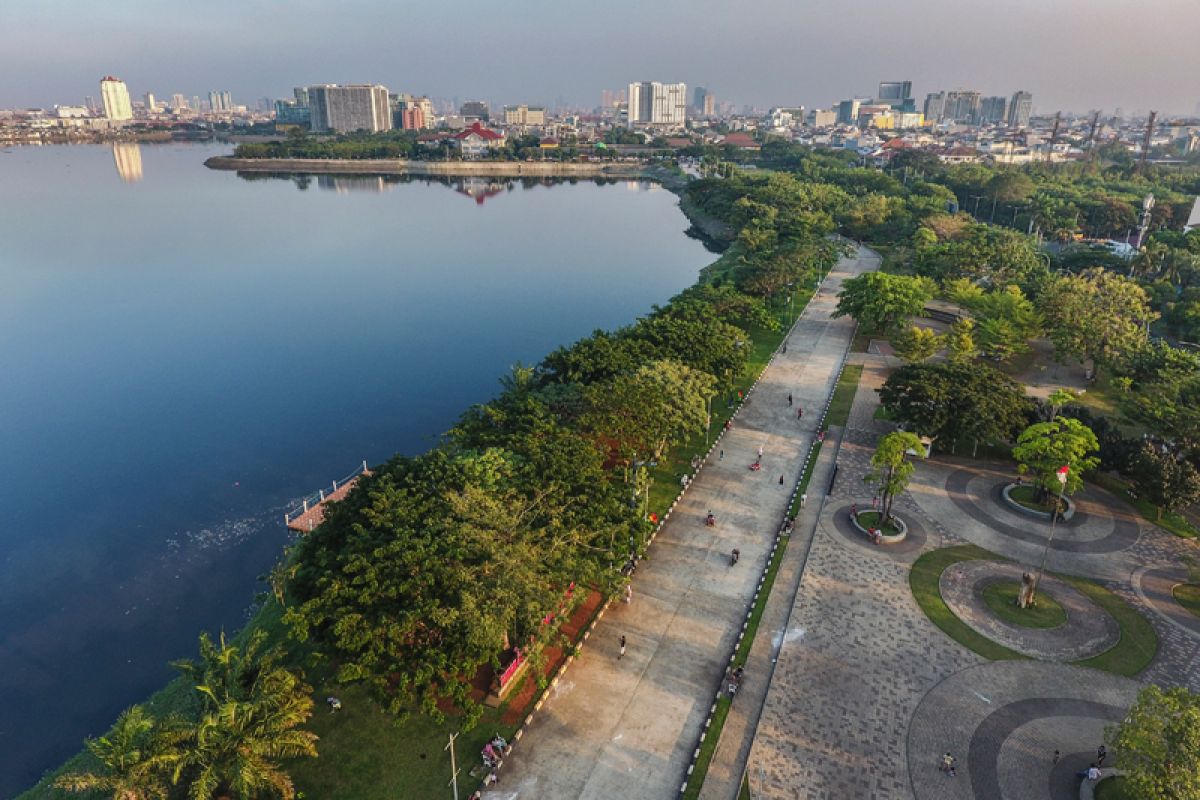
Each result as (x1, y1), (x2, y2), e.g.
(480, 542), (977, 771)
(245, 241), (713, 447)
(1, 0), (1197, 115)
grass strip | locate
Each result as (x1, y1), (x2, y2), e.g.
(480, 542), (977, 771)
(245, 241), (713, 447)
(909, 545), (1028, 662)
(1173, 584), (1200, 619)
(825, 364), (862, 427)
(1063, 576), (1158, 677)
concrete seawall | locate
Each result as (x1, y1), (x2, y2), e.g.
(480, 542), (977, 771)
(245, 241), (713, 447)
(204, 156), (649, 178)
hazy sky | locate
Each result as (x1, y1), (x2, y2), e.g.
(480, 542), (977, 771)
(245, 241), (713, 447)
(2, 0), (1197, 114)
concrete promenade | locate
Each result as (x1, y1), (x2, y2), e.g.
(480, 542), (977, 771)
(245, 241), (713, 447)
(482, 246), (875, 800)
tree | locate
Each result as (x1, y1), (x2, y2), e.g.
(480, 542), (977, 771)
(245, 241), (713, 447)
(945, 318), (979, 364)
(583, 360), (714, 468)
(1128, 443), (1200, 520)
(913, 224), (1044, 286)
(968, 285), (1043, 361)
(833, 272), (935, 333)
(879, 362), (1031, 451)
(165, 630), (317, 800)
(891, 325), (940, 363)
(1046, 388), (1078, 421)
(1012, 417), (1100, 498)
(55, 706), (171, 800)
(1108, 684), (1200, 800)
(1039, 269), (1157, 371)
(865, 431), (926, 522)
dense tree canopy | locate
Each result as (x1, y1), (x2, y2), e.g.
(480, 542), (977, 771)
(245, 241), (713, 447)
(1039, 269), (1156, 369)
(833, 272), (935, 333)
(1109, 684), (1200, 800)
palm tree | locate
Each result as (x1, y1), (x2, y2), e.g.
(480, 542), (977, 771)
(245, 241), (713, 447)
(54, 705), (171, 800)
(166, 631), (318, 800)
(1161, 250), (1199, 287)
(1131, 241), (1167, 278)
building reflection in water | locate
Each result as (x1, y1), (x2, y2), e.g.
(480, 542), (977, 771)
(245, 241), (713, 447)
(454, 176), (505, 205)
(315, 174), (390, 193)
(112, 143), (143, 183)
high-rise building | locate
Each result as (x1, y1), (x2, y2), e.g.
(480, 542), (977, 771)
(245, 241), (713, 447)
(460, 100), (489, 121)
(99, 76), (133, 121)
(208, 91), (233, 113)
(308, 84), (392, 133)
(923, 92), (946, 122)
(944, 90), (982, 123)
(627, 81), (687, 126)
(836, 98), (865, 124)
(1008, 91), (1033, 128)
(877, 81), (912, 103)
(503, 105), (546, 126)
(171, 93), (188, 111)
(693, 86), (709, 113)
(601, 89), (614, 110)
(275, 99), (311, 126)
(980, 96), (1009, 124)
(143, 92), (156, 113)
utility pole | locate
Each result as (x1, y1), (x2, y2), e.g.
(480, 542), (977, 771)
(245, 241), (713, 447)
(1136, 111), (1157, 176)
(445, 732), (462, 800)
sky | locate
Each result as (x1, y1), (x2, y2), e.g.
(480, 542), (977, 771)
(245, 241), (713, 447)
(2, 0), (1197, 115)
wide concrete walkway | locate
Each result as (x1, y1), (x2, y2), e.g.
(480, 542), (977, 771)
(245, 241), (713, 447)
(482, 247), (876, 800)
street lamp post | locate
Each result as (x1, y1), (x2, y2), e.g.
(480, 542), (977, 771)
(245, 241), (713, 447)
(1032, 475), (1068, 597)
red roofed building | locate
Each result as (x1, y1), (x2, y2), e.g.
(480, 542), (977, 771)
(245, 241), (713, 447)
(721, 132), (760, 151)
(453, 121), (507, 158)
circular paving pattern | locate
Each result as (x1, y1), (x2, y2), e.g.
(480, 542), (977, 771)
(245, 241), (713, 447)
(944, 469), (1140, 554)
(829, 501), (927, 557)
(940, 561), (1120, 661)
(1133, 566), (1200, 640)
(909, 661), (1139, 800)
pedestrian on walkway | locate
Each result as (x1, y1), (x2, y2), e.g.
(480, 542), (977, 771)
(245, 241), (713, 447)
(817, 431), (825, 442)
(1096, 745), (1107, 766)
(782, 343), (787, 353)
(797, 407), (803, 420)
(719, 449), (724, 460)
(1053, 750), (1061, 765)
(758, 444), (764, 458)
(787, 393), (793, 406)
(940, 753), (957, 777)
(872, 494), (879, 510)
(618, 635), (626, 659)
(624, 585), (632, 604)
(779, 474), (785, 485)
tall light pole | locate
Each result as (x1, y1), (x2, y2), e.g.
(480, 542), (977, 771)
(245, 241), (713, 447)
(445, 732), (461, 800)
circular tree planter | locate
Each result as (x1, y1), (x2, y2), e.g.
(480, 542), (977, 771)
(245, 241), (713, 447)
(1002, 483), (1076, 521)
(852, 510), (908, 544)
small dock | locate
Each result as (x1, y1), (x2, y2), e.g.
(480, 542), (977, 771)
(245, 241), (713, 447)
(285, 461), (371, 533)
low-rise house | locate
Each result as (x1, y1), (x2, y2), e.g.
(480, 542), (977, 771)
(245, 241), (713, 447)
(453, 121), (506, 158)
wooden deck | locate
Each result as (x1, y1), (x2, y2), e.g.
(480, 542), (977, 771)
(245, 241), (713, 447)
(285, 470), (371, 533)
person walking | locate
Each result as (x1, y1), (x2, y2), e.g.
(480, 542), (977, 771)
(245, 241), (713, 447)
(779, 474), (785, 485)
(1096, 745), (1107, 767)
(720, 449), (724, 460)
(1053, 750), (1061, 765)
(940, 753), (957, 777)
(624, 585), (632, 604)
(797, 407), (803, 420)
(787, 393), (793, 406)
(758, 444), (764, 458)
(618, 635), (627, 659)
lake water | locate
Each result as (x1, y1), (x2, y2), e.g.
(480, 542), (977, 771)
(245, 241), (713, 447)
(0, 143), (708, 796)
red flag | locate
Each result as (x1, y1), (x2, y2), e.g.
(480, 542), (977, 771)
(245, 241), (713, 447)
(1056, 465), (1070, 484)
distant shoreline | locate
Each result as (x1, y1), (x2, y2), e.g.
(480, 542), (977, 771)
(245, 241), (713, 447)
(204, 155), (650, 178)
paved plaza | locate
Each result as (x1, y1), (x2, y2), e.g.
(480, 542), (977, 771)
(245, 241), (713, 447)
(481, 247), (874, 799)
(742, 349), (1200, 800)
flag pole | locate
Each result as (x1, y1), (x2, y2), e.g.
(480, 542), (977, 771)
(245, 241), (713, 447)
(1033, 465), (1069, 598)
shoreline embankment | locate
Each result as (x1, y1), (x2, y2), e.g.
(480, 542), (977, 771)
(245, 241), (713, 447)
(204, 156), (649, 178)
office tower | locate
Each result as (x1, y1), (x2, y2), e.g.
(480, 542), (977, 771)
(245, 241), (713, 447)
(877, 81), (912, 103)
(191, 95), (201, 112)
(703, 93), (715, 116)
(100, 76), (133, 121)
(275, 99), (311, 126)
(503, 105), (546, 125)
(836, 98), (864, 124)
(171, 93), (187, 111)
(627, 81), (687, 126)
(308, 84), (392, 133)
(208, 91), (233, 112)
(293, 87), (309, 106)
(924, 91), (946, 122)
(980, 96), (1009, 124)
(693, 86), (709, 112)
(1008, 91), (1033, 128)
(416, 96), (435, 128)
(143, 92), (156, 112)
(944, 90), (982, 123)
(601, 89), (614, 109)
(460, 100), (489, 121)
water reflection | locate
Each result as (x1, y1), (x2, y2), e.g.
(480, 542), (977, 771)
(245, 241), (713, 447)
(112, 143), (143, 182)
(315, 174), (391, 193)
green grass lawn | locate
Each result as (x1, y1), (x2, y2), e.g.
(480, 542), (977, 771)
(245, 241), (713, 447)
(825, 364), (863, 427)
(981, 581), (1067, 628)
(1171, 583), (1200, 619)
(1007, 484), (1060, 514)
(909, 545), (1028, 662)
(854, 510), (904, 536)
(909, 545), (1158, 676)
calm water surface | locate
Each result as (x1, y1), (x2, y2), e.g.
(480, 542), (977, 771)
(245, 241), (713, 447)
(0, 143), (708, 796)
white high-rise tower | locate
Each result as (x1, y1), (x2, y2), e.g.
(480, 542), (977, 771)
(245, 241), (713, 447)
(100, 76), (133, 121)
